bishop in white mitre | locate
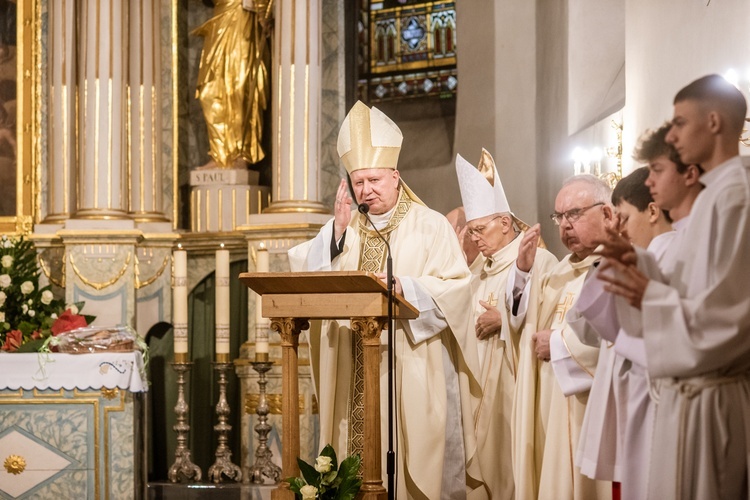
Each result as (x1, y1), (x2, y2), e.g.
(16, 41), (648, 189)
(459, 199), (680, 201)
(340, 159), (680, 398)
(455, 149), (556, 499)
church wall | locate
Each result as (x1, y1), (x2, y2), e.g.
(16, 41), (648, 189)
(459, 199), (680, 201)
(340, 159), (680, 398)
(623, 0), (750, 166)
(535, 0), (570, 258)
(452, 0), (541, 232)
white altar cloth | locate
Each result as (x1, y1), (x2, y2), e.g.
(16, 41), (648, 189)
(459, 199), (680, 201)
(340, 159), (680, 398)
(0, 352), (148, 392)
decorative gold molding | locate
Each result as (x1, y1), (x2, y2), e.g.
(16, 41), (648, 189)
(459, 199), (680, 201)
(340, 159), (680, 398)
(38, 253), (66, 288)
(134, 254), (169, 289)
(3, 454), (26, 475)
(101, 388), (119, 400)
(69, 251), (132, 291)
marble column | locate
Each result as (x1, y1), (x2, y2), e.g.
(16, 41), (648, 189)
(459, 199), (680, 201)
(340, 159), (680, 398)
(128, 0), (168, 223)
(74, 0), (129, 220)
(44, 0), (77, 222)
(264, 0), (326, 214)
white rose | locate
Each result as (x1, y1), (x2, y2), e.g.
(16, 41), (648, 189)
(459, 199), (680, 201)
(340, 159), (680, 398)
(314, 456), (332, 473)
(27, 299), (33, 305)
(20, 281), (34, 295)
(22, 304), (28, 314)
(1, 255), (12, 268)
(0, 291), (5, 306)
(28, 310), (35, 317)
(67, 304), (79, 315)
(51, 312), (58, 319)
(0, 311), (4, 322)
(41, 290), (54, 305)
(0, 274), (10, 288)
(2, 239), (10, 248)
(300, 485), (318, 500)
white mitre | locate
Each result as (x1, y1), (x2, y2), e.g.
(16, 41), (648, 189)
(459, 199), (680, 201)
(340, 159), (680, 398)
(455, 149), (511, 222)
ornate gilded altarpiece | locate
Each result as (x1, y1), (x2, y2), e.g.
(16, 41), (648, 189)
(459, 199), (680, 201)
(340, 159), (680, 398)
(0, 0), (35, 234)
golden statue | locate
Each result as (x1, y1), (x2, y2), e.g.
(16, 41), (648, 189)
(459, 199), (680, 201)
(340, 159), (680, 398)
(192, 0), (273, 169)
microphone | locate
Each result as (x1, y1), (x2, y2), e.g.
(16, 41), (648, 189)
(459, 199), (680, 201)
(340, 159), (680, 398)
(357, 200), (397, 499)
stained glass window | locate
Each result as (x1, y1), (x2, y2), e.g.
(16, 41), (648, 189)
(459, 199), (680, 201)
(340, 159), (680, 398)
(358, 1), (457, 102)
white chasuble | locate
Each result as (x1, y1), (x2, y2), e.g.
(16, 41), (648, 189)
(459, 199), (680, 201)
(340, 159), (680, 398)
(510, 253), (611, 500)
(289, 191), (478, 500)
(621, 156), (750, 500)
(467, 233), (526, 500)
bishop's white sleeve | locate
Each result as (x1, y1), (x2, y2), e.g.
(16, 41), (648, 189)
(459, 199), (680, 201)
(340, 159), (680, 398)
(506, 263), (531, 332)
(399, 276), (447, 344)
(287, 218), (336, 272)
(550, 329), (595, 396)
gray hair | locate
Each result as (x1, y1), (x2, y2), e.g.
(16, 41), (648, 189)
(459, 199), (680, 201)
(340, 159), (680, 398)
(561, 174), (613, 205)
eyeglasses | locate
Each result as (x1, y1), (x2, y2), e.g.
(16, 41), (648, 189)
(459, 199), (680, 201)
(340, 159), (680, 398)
(550, 202), (604, 226)
(467, 215), (503, 237)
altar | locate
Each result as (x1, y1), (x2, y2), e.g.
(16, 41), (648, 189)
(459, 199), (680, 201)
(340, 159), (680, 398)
(0, 352), (147, 500)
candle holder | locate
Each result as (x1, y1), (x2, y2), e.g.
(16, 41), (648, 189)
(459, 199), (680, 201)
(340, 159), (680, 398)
(249, 360), (281, 484)
(168, 362), (202, 483)
(208, 361), (243, 483)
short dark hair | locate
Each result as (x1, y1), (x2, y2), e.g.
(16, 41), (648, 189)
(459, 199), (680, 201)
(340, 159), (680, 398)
(612, 167), (652, 211)
(674, 74), (747, 137)
(612, 167), (673, 223)
(633, 123), (690, 173)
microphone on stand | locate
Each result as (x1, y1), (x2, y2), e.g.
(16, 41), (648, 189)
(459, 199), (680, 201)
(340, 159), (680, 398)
(357, 202), (397, 500)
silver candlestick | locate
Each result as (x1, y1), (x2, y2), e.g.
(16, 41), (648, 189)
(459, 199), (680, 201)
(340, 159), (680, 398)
(168, 361), (202, 482)
(208, 361), (242, 483)
(249, 360), (281, 484)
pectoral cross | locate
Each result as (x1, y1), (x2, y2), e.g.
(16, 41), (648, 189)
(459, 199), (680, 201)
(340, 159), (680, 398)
(553, 292), (576, 324)
(476, 292), (499, 316)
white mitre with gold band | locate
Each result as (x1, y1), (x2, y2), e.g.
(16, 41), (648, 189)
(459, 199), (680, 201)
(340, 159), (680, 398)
(337, 100), (424, 205)
(456, 149), (531, 231)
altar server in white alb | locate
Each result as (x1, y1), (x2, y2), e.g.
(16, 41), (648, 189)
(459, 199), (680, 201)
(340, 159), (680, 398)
(598, 74), (750, 500)
(288, 101), (478, 499)
(455, 149), (556, 499)
(506, 175), (613, 500)
(568, 166), (677, 500)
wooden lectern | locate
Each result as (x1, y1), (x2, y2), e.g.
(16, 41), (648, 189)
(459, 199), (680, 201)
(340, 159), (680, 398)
(239, 271), (418, 500)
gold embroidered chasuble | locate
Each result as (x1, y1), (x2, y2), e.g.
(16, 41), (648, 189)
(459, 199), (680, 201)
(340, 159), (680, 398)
(511, 253), (611, 500)
(288, 188), (477, 499)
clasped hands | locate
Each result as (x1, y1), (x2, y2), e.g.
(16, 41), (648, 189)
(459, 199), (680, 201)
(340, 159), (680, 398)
(594, 217), (649, 310)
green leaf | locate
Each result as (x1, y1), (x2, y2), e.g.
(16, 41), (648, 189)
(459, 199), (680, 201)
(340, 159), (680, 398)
(285, 477), (306, 495)
(17, 321), (35, 336)
(16, 338), (45, 352)
(320, 470), (337, 486)
(334, 477), (362, 500)
(297, 457), (320, 486)
(338, 454), (361, 481)
(320, 444), (338, 470)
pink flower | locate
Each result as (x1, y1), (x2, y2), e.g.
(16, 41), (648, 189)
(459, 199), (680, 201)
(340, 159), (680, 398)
(1, 330), (22, 352)
(51, 309), (88, 335)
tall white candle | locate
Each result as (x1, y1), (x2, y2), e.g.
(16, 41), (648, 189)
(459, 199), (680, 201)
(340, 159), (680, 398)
(215, 245), (231, 361)
(255, 243), (269, 360)
(173, 247), (188, 362)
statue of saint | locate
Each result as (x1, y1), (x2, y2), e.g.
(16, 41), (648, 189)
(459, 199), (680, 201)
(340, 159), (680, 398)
(193, 0), (273, 169)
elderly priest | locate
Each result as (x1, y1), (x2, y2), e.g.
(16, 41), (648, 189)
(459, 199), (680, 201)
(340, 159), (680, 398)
(288, 101), (476, 499)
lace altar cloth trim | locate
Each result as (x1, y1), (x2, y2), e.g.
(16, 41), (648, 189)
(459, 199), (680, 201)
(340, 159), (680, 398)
(0, 352), (147, 392)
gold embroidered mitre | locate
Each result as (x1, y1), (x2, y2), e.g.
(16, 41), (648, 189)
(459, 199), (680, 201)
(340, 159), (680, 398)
(337, 101), (403, 173)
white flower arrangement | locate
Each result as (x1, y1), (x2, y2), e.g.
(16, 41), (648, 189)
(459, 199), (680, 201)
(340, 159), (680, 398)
(286, 444), (361, 500)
